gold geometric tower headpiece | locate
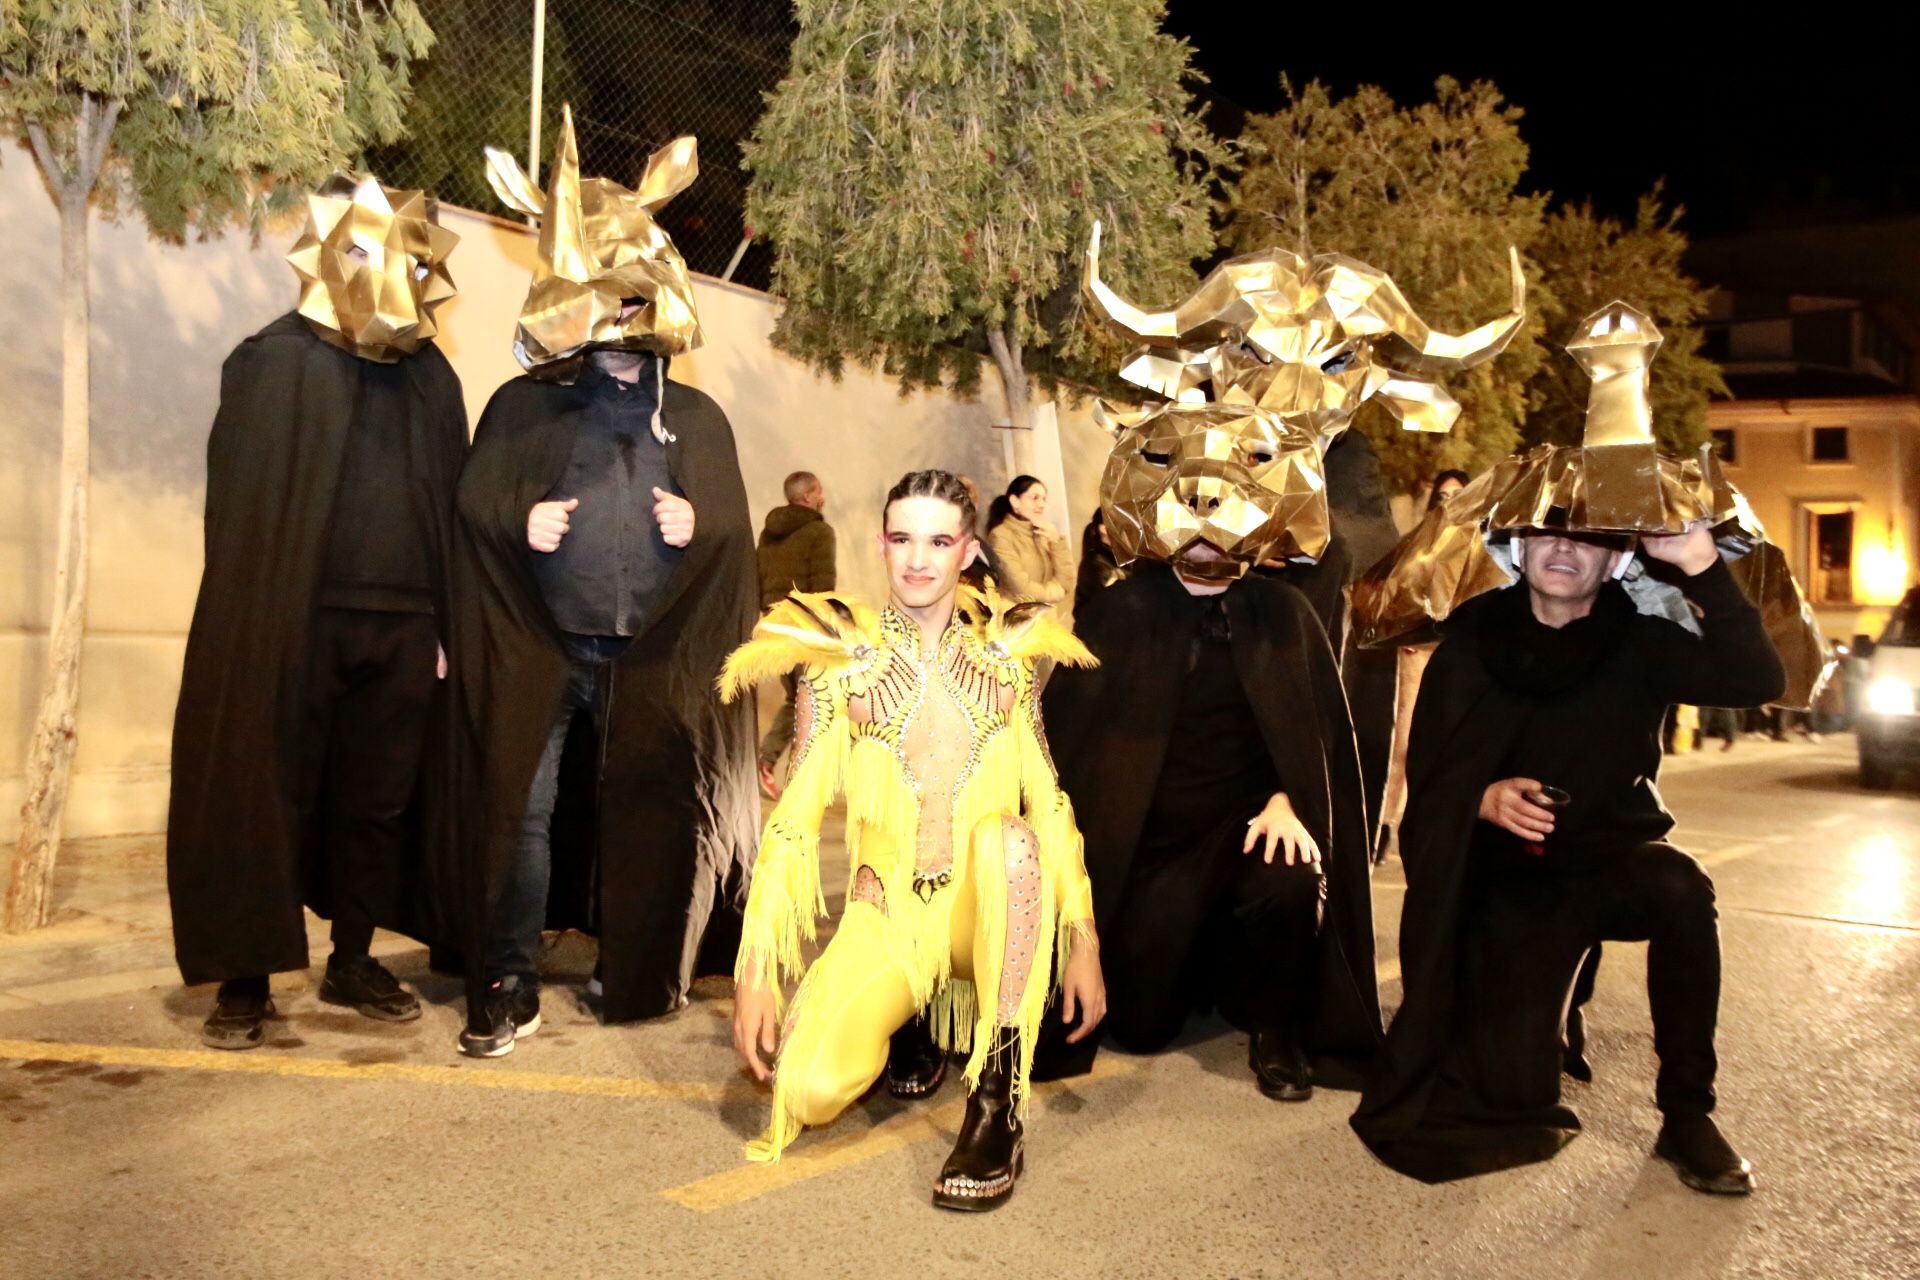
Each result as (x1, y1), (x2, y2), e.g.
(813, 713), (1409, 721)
(1351, 300), (1835, 707)
(287, 173), (459, 363)
(484, 104), (704, 382)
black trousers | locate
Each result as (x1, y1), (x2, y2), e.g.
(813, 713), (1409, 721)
(294, 607), (440, 954)
(1462, 839), (1720, 1117)
(1104, 805), (1325, 1051)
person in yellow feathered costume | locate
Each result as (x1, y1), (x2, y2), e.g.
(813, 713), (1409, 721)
(719, 469), (1106, 1211)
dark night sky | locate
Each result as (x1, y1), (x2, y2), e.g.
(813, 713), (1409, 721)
(1162, 8), (1920, 240)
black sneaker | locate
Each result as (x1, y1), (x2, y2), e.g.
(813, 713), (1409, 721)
(458, 983), (516, 1058)
(506, 979), (542, 1038)
(319, 954), (421, 1022)
(202, 985), (274, 1051)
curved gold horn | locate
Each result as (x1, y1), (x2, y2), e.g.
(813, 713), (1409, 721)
(1082, 220), (1184, 345)
(1383, 245), (1527, 372)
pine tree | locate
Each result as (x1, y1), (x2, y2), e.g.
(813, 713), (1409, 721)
(1228, 77), (1551, 494)
(1229, 77), (1723, 494)
(744, 0), (1228, 471)
(1528, 192), (1727, 451)
(0, 0), (433, 930)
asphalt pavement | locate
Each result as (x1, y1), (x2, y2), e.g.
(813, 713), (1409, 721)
(1, 736), (1915, 1279)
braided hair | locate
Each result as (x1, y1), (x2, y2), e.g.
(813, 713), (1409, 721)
(882, 469), (978, 533)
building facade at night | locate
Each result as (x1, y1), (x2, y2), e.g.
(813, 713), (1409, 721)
(1700, 287), (1920, 643)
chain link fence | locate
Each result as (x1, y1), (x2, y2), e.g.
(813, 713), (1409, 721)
(366, 0), (793, 290)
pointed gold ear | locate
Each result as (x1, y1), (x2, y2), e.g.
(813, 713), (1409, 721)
(484, 147), (546, 219)
(635, 136), (699, 210)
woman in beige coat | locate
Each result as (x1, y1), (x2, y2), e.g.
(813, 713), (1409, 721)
(985, 474), (1072, 603)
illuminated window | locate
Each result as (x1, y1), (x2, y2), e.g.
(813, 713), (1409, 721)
(1811, 510), (1854, 603)
(1811, 426), (1850, 463)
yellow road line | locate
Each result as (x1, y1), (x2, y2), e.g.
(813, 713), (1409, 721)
(0, 1038), (730, 1103)
(662, 1054), (1139, 1212)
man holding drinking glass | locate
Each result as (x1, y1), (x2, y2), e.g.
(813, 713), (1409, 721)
(1351, 518), (1785, 1196)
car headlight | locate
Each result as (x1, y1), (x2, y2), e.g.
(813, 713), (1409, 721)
(1867, 676), (1917, 715)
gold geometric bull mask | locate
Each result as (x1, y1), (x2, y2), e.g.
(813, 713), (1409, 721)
(484, 104), (704, 382)
(287, 174), (459, 363)
(1082, 221), (1526, 580)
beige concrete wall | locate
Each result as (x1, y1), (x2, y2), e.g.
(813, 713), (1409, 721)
(0, 161), (1111, 840)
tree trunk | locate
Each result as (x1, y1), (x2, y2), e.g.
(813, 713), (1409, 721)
(986, 324), (1037, 476)
(6, 101), (114, 931)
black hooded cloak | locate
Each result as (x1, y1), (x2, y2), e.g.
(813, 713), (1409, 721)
(167, 312), (468, 985)
(1036, 565), (1383, 1079)
(1350, 561), (1785, 1182)
(439, 372), (759, 1022)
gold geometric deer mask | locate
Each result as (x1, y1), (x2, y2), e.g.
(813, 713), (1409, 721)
(484, 104), (704, 382)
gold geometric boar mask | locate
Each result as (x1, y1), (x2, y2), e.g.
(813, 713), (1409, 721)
(484, 104), (704, 382)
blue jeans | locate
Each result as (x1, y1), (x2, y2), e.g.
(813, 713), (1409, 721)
(486, 633), (630, 987)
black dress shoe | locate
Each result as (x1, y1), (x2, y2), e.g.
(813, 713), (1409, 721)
(886, 1016), (948, 1099)
(320, 954), (422, 1022)
(1563, 1006), (1593, 1083)
(933, 1030), (1024, 1212)
(1654, 1113), (1755, 1195)
(202, 985), (274, 1051)
(1250, 1031), (1312, 1101)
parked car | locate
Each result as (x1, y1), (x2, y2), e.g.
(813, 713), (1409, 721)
(1858, 587), (1920, 789)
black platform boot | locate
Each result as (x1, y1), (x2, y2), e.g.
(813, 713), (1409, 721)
(886, 1015), (948, 1099)
(932, 1029), (1024, 1212)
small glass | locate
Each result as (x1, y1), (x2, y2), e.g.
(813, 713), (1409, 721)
(1521, 785), (1571, 858)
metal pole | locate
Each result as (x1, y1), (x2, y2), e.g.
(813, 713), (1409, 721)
(527, 0), (547, 221)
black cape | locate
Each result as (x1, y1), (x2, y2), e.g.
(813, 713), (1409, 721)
(1037, 566), (1383, 1079)
(1266, 430), (1401, 823)
(168, 312), (467, 985)
(1350, 564), (1785, 1182)
(438, 372), (759, 1022)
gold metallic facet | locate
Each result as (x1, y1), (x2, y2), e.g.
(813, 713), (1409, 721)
(1350, 301), (1836, 709)
(287, 174), (459, 363)
(483, 105), (704, 381)
(1081, 222), (1524, 574)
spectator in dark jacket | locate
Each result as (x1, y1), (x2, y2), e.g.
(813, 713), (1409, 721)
(754, 471), (836, 795)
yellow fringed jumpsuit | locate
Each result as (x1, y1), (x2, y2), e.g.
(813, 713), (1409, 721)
(719, 587), (1097, 1161)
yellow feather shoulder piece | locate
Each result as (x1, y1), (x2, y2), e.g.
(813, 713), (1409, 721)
(718, 592), (883, 702)
(957, 582), (1097, 670)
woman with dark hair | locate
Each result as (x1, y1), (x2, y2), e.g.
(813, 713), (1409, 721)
(985, 474), (1072, 603)
(1428, 468), (1471, 511)
(1073, 508), (1127, 617)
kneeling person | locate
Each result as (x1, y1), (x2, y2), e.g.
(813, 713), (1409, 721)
(1351, 521), (1784, 1193)
(722, 470), (1105, 1211)
(1040, 548), (1382, 1097)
